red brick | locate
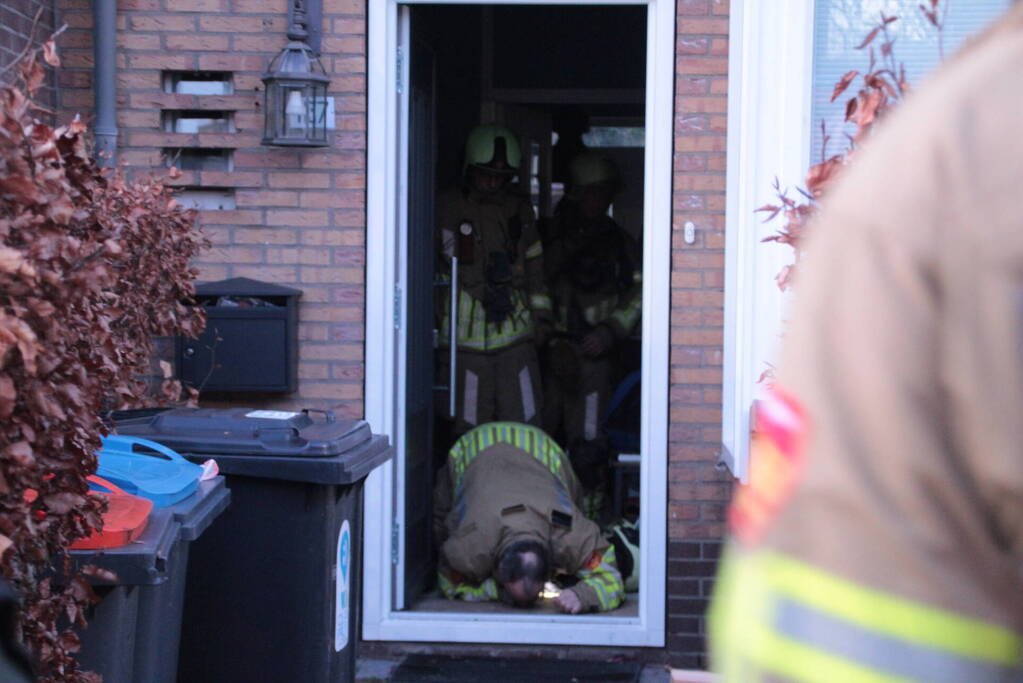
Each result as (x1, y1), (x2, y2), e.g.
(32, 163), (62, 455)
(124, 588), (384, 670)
(680, 96), (727, 114)
(299, 344), (362, 361)
(299, 191), (365, 209)
(300, 266), (362, 284)
(118, 33), (161, 50)
(198, 210), (263, 226)
(677, 17), (729, 34)
(129, 14), (195, 31)
(266, 248), (332, 265)
(298, 363), (330, 380)
(127, 53), (195, 70)
(200, 171), (264, 188)
(677, 175), (726, 192)
(232, 0), (286, 11)
(671, 329), (723, 346)
(235, 190), (299, 207)
(174, 0), (228, 12)
(266, 210), (329, 227)
(231, 34), (288, 52)
(234, 228), (298, 245)
(677, 56), (729, 75)
(165, 34), (230, 51)
(324, 0), (366, 15)
(268, 172), (331, 189)
(200, 15), (282, 32)
(677, 37), (708, 55)
(203, 246), (264, 263)
(301, 229), (364, 247)
(232, 265), (298, 282)
(332, 17), (365, 34)
(198, 54), (265, 72)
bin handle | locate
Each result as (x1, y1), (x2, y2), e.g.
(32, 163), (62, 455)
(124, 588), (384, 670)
(301, 408), (336, 424)
(86, 475), (131, 497)
(101, 435), (191, 465)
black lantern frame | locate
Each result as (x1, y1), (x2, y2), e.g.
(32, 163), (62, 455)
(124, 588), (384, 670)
(261, 2), (331, 147)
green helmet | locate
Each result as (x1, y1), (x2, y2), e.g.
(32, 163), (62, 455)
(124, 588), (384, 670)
(569, 152), (620, 192)
(464, 124), (521, 174)
(606, 518), (639, 593)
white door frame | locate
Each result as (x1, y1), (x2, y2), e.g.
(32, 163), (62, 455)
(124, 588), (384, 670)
(363, 0), (673, 646)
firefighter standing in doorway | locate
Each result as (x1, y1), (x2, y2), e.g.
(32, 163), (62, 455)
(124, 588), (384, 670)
(437, 124), (553, 437)
(542, 153), (641, 519)
(433, 422), (625, 613)
(711, 5), (1023, 680)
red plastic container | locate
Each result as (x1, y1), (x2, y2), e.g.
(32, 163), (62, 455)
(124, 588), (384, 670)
(71, 476), (153, 550)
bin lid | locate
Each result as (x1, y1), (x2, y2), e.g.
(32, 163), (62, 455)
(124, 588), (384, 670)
(71, 476), (153, 550)
(113, 407), (372, 458)
(97, 435), (202, 507)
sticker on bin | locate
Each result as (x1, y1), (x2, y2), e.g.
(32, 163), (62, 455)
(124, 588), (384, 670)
(98, 435), (202, 507)
(71, 476), (153, 550)
(244, 410), (300, 420)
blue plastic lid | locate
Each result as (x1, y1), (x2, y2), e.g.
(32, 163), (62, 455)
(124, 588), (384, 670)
(97, 435), (202, 508)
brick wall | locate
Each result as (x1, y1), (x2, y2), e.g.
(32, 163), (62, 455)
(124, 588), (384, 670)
(1, 0), (57, 109)
(55, 0), (368, 416)
(667, 0), (733, 669)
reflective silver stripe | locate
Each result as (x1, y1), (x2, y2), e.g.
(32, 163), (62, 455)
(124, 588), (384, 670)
(584, 391), (599, 441)
(463, 370), (479, 426)
(525, 240), (543, 259)
(775, 598), (1021, 683)
(518, 367), (536, 421)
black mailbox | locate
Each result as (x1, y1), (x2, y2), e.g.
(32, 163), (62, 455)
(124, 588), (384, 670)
(179, 277), (301, 393)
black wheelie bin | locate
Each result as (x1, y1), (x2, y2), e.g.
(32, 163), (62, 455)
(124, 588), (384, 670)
(113, 407), (392, 683)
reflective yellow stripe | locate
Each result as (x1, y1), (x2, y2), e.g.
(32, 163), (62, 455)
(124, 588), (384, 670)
(525, 240), (543, 259)
(450, 422), (567, 488)
(765, 553), (1021, 664)
(710, 549), (1023, 683)
(438, 289), (534, 351)
(530, 294), (552, 311)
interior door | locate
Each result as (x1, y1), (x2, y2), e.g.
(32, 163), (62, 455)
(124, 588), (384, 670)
(399, 26), (438, 609)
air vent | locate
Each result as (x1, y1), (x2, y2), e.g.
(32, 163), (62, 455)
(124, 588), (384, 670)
(163, 110), (235, 134)
(175, 188), (236, 211)
(163, 148), (233, 172)
(163, 71), (234, 96)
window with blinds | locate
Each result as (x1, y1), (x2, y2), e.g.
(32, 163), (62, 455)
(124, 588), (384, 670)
(810, 0), (1011, 164)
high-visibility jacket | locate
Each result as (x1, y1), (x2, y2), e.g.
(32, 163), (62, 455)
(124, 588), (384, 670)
(544, 208), (642, 343)
(433, 422), (625, 612)
(711, 6), (1023, 681)
(437, 185), (552, 353)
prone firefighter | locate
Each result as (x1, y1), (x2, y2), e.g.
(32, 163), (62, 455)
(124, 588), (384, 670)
(711, 6), (1023, 680)
(542, 153), (642, 518)
(437, 125), (553, 437)
(433, 422), (625, 613)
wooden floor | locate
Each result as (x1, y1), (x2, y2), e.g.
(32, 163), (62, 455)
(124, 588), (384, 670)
(407, 590), (640, 617)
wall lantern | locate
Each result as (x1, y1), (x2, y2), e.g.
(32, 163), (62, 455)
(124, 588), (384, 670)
(261, 0), (330, 147)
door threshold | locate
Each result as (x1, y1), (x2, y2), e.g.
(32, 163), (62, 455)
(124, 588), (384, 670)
(406, 591), (640, 617)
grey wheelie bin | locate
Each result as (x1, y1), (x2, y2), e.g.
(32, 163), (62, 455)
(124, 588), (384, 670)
(69, 476), (230, 683)
(113, 407), (392, 683)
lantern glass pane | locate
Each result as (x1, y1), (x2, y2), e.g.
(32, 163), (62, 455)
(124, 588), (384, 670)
(284, 86), (307, 138)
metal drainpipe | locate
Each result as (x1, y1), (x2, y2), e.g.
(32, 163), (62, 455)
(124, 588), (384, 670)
(92, 0), (117, 167)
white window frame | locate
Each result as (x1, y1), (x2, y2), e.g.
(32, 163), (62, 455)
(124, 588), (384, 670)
(362, 0), (673, 647)
(722, 0), (816, 482)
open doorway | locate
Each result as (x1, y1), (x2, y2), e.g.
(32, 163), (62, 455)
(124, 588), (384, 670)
(401, 3), (646, 616)
(363, 0), (672, 646)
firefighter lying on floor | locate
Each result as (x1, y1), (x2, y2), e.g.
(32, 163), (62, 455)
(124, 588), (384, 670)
(433, 422), (625, 613)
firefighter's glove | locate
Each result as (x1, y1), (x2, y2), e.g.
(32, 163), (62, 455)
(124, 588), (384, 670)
(554, 588), (584, 614)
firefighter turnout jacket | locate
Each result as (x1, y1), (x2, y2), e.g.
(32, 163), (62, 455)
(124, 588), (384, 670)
(433, 423), (625, 612)
(438, 185), (552, 352)
(711, 6), (1023, 681)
